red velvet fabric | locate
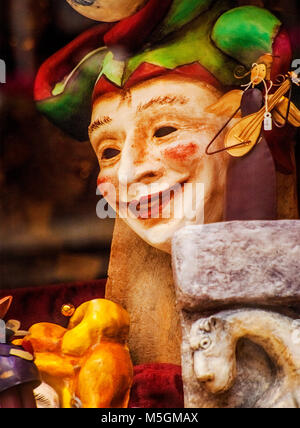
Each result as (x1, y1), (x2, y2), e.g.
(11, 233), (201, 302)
(0, 281), (184, 408)
(271, 29), (293, 84)
(0, 280), (106, 330)
(129, 364), (184, 408)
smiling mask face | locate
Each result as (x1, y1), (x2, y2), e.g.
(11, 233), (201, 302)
(89, 75), (231, 253)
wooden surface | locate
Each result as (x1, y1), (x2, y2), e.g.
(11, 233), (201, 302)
(277, 170), (299, 220)
(105, 219), (182, 366)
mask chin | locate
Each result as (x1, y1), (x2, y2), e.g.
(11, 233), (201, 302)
(125, 217), (185, 254)
(146, 235), (172, 254)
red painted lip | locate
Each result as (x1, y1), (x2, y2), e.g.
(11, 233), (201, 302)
(119, 181), (186, 220)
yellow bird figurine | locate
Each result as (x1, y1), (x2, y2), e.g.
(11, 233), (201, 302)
(18, 299), (133, 408)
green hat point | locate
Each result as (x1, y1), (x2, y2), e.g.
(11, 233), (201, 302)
(212, 6), (281, 67)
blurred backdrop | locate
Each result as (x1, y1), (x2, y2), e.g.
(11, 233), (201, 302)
(0, 0), (114, 289)
(0, 0), (299, 289)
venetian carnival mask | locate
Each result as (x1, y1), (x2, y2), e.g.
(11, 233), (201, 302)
(91, 76), (232, 253)
(35, 1), (298, 253)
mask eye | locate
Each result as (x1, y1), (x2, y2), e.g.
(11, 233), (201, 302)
(200, 337), (211, 350)
(154, 126), (177, 138)
(101, 148), (120, 160)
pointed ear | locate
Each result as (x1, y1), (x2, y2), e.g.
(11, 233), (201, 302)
(0, 296), (13, 319)
(205, 90), (243, 118)
(209, 316), (226, 330)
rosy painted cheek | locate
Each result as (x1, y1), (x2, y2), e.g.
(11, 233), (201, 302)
(97, 175), (116, 199)
(97, 176), (110, 187)
(163, 143), (199, 162)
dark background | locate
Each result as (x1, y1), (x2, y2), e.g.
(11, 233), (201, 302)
(0, 0), (299, 289)
(0, 0), (114, 289)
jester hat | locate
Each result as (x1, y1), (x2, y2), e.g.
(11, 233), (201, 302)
(35, 0), (293, 141)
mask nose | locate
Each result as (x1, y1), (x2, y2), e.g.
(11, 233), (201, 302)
(118, 151), (133, 186)
(196, 373), (215, 382)
(117, 135), (139, 185)
(118, 135), (164, 189)
(193, 351), (215, 383)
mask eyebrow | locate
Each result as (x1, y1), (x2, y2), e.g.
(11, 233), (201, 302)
(137, 95), (189, 113)
(89, 116), (112, 136)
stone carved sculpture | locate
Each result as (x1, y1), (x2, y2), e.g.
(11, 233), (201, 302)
(173, 221), (300, 408)
(189, 310), (300, 408)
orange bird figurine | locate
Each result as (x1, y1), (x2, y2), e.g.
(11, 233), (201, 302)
(18, 299), (133, 408)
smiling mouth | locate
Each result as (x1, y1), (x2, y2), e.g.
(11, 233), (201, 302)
(119, 181), (187, 220)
